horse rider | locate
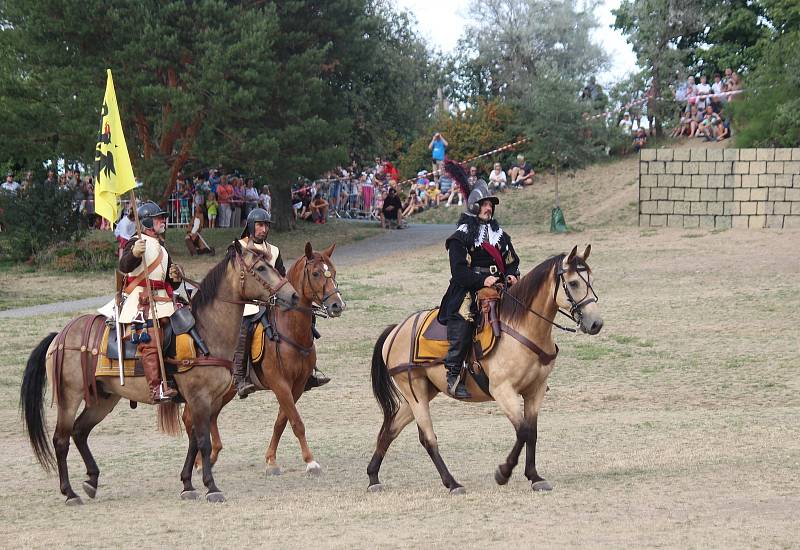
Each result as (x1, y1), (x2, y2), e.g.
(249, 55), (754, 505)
(118, 201), (185, 403)
(438, 162), (520, 399)
(232, 207), (331, 398)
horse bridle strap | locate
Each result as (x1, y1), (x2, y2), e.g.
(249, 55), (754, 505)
(499, 322), (558, 365)
(554, 262), (598, 324)
(236, 248), (289, 298)
(165, 356), (234, 372)
(302, 257), (340, 310)
(499, 287), (577, 333)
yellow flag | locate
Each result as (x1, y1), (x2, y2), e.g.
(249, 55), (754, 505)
(94, 69), (137, 224)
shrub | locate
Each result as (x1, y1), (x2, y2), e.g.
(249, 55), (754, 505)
(35, 239), (117, 272)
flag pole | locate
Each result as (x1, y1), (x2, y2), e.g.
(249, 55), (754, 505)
(128, 190), (170, 400)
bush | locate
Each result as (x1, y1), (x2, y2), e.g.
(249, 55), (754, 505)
(0, 182), (83, 261)
(35, 239), (117, 272)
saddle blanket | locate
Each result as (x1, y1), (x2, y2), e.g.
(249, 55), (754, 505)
(95, 325), (197, 377)
(413, 308), (496, 363)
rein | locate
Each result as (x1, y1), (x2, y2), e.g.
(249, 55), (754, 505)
(498, 288), (577, 333)
(297, 257), (341, 316)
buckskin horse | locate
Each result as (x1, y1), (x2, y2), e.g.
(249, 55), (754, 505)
(184, 242), (345, 475)
(20, 241), (298, 504)
(368, 245), (603, 494)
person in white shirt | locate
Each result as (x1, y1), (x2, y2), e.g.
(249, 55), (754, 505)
(114, 208), (137, 257)
(488, 162), (507, 193)
(2, 172), (20, 194)
(619, 112), (633, 135)
(711, 73), (725, 109)
(695, 75), (711, 110)
(259, 185), (271, 216)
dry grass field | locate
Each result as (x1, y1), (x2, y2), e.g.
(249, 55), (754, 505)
(1, 150), (798, 548)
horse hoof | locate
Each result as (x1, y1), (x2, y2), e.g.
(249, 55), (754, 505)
(367, 483), (384, 493)
(82, 481), (97, 499)
(305, 461), (322, 476)
(265, 465), (282, 476)
(532, 480), (553, 492)
(65, 496), (83, 506)
(450, 486), (466, 496)
(494, 467), (510, 486)
(206, 491), (226, 503)
(180, 490), (200, 501)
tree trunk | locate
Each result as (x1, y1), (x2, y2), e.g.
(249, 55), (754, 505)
(270, 181), (296, 232)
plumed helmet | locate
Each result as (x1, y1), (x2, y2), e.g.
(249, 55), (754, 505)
(137, 201), (168, 229)
(466, 179), (498, 216)
(241, 207), (272, 240)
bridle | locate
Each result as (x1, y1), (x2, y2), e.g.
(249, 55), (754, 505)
(554, 260), (598, 326)
(300, 256), (342, 318)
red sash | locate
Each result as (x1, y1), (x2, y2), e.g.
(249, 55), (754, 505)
(481, 242), (506, 275)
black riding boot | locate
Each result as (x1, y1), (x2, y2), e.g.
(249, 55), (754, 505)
(444, 316), (473, 399)
(305, 317), (330, 390)
(233, 316), (256, 399)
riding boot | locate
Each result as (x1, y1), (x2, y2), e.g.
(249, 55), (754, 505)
(444, 316), (473, 399)
(141, 344), (176, 403)
(232, 317), (256, 399)
(305, 320), (330, 390)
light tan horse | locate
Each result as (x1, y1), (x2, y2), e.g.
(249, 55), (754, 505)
(368, 245), (602, 493)
(21, 241), (297, 505)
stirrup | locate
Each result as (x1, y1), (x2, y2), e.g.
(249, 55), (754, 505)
(236, 380), (256, 399)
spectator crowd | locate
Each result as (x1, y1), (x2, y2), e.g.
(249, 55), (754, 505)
(670, 69), (740, 141)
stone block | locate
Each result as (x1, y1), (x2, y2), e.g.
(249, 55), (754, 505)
(684, 188), (700, 201)
(683, 162), (699, 175)
(699, 215), (715, 229)
(639, 214), (650, 226)
(715, 161), (733, 174)
(768, 188), (786, 201)
(639, 188), (650, 201)
(699, 163), (716, 175)
(668, 188), (685, 200)
(792, 148), (800, 161)
(723, 149), (739, 161)
(700, 189), (716, 201)
(793, 203), (800, 215)
(733, 189), (750, 201)
(717, 188), (733, 201)
(683, 215), (700, 228)
(641, 174), (657, 187)
(676, 175), (692, 188)
(767, 215), (783, 229)
(750, 161), (766, 174)
(732, 215), (749, 228)
(766, 161), (784, 174)
(674, 201), (690, 214)
(707, 175), (725, 188)
(739, 149), (757, 161)
(649, 162), (665, 174)
(665, 161), (683, 174)
(741, 175), (758, 188)
(707, 202), (724, 215)
(775, 175), (793, 188)
(690, 202), (708, 215)
(640, 200), (658, 214)
(749, 215), (766, 228)
(658, 175), (675, 187)
(691, 175), (708, 188)
(724, 175), (741, 188)
(750, 188), (768, 201)
(650, 214), (667, 227)
(723, 201), (740, 215)
(707, 149), (724, 161)
(651, 187), (668, 200)
(774, 149), (792, 161)
(758, 174), (776, 187)
(656, 149), (674, 161)
(783, 215), (800, 228)
(756, 201), (773, 215)
(640, 149), (657, 161)
(740, 202), (757, 215)
(796, 174), (800, 187)
(783, 161), (800, 174)
(657, 200), (674, 214)
(732, 162), (749, 174)
(690, 149), (707, 161)
(756, 148), (775, 161)
(667, 214), (684, 227)
(785, 188), (800, 201)
(673, 149), (691, 161)
(714, 216), (732, 229)
(774, 201), (792, 215)
(640, 162), (649, 175)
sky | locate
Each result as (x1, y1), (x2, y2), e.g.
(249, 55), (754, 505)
(393, 0), (639, 87)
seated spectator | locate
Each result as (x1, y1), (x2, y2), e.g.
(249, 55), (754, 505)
(509, 154), (534, 187)
(633, 128), (647, 152)
(310, 194), (329, 224)
(185, 209), (214, 256)
(427, 180), (441, 207)
(717, 109), (731, 140)
(618, 112), (633, 135)
(698, 105), (720, 141)
(488, 162), (507, 192)
(688, 105), (702, 137)
(381, 186), (404, 229)
(467, 165), (479, 187)
(298, 191), (313, 221)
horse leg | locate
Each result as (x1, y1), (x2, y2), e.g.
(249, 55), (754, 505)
(410, 391), (464, 494)
(191, 407), (225, 502)
(367, 400), (414, 491)
(264, 409), (288, 475)
(192, 387), (234, 470)
(179, 422), (200, 500)
(267, 378), (318, 474)
(53, 390), (83, 505)
(71, 393), (121, 499)
(491, 383), (525, 485)
(523, 385), (552, 491)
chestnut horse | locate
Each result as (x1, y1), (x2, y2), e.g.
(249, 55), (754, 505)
(20, 241), (297, 504)
(184, 242), (345, 475)
(368, 245), (603, 493)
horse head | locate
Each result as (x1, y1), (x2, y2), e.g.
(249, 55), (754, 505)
(555, 245), (603, 335)
(296, 241), (346, 317)
(234, 240), (298, 308)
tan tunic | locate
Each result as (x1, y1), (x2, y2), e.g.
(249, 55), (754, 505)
(118, 234), (176, 323)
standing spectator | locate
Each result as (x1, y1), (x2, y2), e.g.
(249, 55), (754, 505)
(259, 185), (272, 216)
(467, 165), (479, 187)
(216, 176), (233, 227)
(695, 75), (711, 111)
(488, 162), (507, 193)
(244, 178), (259, 219)
(711, 73), (725, 111)
(684, 76), (697, 108)
(231, 177), (245, 226)
(206, 191), (219, 228)
(310, 194), (329, 224)
(2, 172), (20, 194)
(726, 72), (742, 101)
(44, 170), (56, 185)
(428, 132), (448, 180)
(208, 168), (221, 193)
(193, 180), (206, 221)
(361, 173), (374, 215)
(618, 112), (633, 135)
(114, 208), (136, 257)
(509, 154), (534, 187)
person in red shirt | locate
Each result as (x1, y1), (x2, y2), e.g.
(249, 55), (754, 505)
(216, 176), (234, 228)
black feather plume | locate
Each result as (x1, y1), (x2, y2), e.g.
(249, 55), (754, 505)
(445, 160), (470, 197)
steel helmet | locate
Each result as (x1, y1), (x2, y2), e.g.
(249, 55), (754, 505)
(137, 201), (168, 229)
(241, 208), (272, 241)
(466, 179), (498, 216)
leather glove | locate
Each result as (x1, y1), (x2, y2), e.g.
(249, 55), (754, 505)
(132, 239), (146, 258)
(168, 264), (182, 282)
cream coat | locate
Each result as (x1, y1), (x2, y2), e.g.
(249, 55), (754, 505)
(238, 238), (279, 316)
(118, 234), (175, 323)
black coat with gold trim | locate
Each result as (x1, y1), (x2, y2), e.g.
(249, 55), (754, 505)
(437, 214), (520, 324)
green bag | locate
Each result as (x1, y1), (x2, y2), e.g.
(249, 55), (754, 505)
(550, 206), (568, 233)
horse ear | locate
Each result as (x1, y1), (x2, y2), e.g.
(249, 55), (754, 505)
(304, 242), (314, 260)
(566, 245), (578, 263)
(323, 242), (336, 258)
(233, 240), (243, 254)
(582, 244), (591, 260)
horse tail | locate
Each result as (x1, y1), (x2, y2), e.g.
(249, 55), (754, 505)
(156, 402), (182, 436)
(20, 333), (58, 471)
(371, 324), (400, 425)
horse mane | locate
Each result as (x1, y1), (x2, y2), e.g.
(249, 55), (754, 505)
(499, 254), (564, 324)
(191, 243), (237, 315)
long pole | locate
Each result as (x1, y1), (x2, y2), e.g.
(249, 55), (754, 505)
(128, 190), (169, 399)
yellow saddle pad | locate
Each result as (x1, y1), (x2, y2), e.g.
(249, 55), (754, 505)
(95, 325), (197, 377)
(251, 323), (266, 365)
(412, 308), (496, 363)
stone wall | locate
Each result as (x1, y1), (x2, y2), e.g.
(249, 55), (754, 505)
(639, 148), (800, 229)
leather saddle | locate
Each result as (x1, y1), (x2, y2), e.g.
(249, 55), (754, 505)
(105, 323), (176, 361)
